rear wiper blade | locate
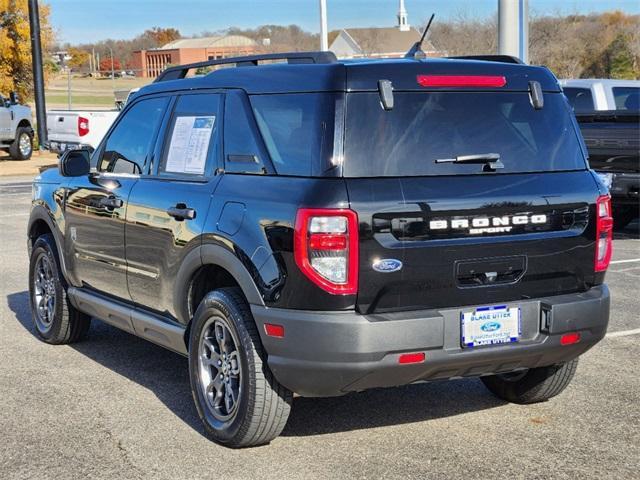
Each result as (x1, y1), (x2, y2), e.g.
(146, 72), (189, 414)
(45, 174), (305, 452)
(435, 153), (504, 171)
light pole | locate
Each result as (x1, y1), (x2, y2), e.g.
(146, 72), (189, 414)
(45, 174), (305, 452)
(27, 0), (48, 148)
(498, 0), (529, 63)
(108, 47), (115, 91)
(319, 0), (328, 51)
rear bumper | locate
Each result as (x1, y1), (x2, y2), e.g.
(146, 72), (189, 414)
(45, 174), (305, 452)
(252, 285), (610, 397)
(48, 141), (91, 155)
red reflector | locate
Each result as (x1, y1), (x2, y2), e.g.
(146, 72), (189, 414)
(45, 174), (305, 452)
(398, 352), (425, 364)
(560, 332), (580, 346)
(308, 233), (348, 251)
(264, 323), (285, 338)
(417, 75), (507, 88)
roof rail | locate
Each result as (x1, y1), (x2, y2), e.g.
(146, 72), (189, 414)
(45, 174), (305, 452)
(154, 51), (338, 83)
(447, 55), (524, 65)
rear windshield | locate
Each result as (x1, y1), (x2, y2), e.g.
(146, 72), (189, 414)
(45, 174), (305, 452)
(343, 92), (587, 177)
(613, 87), (640, 111)
(563, 87), (595, 113)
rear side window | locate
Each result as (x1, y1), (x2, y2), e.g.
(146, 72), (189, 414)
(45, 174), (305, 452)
(250, 94), (335, 176)
(343, 92), (587, 177)
(224, 91), (269, 174)
(563, 87), (594, 113)
(158, 93), (221, 177)
(98, 97), (168, 174)
(613, 87), (640, 111)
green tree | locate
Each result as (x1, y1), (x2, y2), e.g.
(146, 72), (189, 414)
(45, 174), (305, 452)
(608, 34), (637, 79)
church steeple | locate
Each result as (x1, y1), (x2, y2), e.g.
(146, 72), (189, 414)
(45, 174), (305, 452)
(397, 0), (410, 31)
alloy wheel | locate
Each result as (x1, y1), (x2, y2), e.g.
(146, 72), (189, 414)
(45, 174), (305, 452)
(19, 133), (32, 157)
(33, 253), (56, 333)
(198, 316), (243, 422)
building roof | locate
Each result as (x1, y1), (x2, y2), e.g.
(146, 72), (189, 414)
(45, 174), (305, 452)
(331, 27), (435, 55)
(161, 35), (257, 50)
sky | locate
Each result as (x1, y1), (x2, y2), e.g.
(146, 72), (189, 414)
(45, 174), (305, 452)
(48, 0), (640, 44)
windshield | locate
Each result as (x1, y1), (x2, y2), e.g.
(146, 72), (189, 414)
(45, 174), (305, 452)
(343, 92), (587, 177)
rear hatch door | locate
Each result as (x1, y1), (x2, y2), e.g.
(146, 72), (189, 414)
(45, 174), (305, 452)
(343, 89), (599, 313)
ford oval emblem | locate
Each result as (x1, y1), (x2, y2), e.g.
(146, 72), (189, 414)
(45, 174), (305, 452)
(372, 259), (403, 273)
(481, 321), (501, 332)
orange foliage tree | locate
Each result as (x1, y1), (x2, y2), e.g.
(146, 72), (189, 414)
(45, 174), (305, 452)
(0, 0), (55, 101)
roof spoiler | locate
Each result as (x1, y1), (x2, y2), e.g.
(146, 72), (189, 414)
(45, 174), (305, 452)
(154, 51), (338, 83)
(447, 55), (524, 65)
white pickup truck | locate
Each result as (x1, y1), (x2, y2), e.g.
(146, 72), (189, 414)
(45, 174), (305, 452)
(46, 110), (119, 154)
(46, 88), (140, 154)
(0, 92), (34, 160)
(560, 79), (640, 113)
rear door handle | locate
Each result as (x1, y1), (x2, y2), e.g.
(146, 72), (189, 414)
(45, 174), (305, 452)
(167, 205), (196, 221)
(99, 196), (123, 209)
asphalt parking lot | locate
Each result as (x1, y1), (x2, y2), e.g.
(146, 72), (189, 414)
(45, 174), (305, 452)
(1, 175), (638, 480)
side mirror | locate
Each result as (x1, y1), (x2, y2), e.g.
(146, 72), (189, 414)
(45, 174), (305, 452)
(9, 91), (18, 105)
(59, 149), (91, 177)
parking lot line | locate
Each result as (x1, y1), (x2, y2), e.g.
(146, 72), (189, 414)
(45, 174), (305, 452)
(610, 258), (640, 265)
(606, 328), (640, 338)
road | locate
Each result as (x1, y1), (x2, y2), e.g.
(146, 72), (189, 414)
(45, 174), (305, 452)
(1, 176), (638, 480)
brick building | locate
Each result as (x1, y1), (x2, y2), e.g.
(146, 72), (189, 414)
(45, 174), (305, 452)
(131, 35), (259, 78)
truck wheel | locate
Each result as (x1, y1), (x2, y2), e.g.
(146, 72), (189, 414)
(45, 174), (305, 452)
(188, 287), (292, 448)
(9, 127), (33, 160)
(481, 359), (578, 404)
(28, 234), (91, 344)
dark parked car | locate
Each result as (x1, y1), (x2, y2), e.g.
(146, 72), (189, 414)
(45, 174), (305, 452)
(28, 52), (611, 448)
(574, 110), (639, 230)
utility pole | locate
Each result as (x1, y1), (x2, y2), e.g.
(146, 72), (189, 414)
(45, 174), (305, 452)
(27, 0), (48, 148)
(498, 0), (529, 63)
(319, 0), (328, 51)
(109, 47), (115, 91)
(67, 69), (72, 110)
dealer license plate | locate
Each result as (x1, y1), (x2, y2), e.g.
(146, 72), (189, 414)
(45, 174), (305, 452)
(461, 305), (521, 348)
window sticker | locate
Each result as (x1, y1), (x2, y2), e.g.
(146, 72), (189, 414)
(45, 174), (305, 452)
(165, 116), (216, 174)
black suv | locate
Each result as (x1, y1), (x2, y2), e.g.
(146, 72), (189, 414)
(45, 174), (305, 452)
(28, 52), (611, 448)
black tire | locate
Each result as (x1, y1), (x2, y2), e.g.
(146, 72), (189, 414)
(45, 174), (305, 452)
(9, 126), (33, 160)
(481, 359), (578, 404)
(188, 287), (292, 448)
(28, 234), (91, 344)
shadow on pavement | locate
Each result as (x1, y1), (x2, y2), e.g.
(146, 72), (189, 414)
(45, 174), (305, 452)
(7, 290), (505, 439)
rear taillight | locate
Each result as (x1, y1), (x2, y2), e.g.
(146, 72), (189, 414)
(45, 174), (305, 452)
(294, 208), (358, 295)
(595, 194), (613, 272)
(417, 75), (507, 88)
(78, 116), (89, 137)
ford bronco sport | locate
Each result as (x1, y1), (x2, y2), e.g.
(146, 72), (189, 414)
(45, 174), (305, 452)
(28, 52), (611, 448)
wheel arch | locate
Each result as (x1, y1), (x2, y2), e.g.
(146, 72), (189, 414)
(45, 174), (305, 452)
(174, 243), (265, 327)
(27, 207), (71, 284)
(17, 119), (32, 131)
